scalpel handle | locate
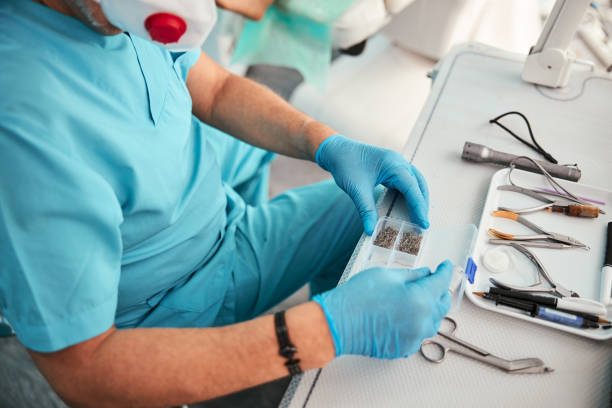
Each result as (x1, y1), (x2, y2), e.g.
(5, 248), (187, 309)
(548, 205), (599, 218)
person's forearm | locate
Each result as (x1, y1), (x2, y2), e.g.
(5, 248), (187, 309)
(202, 72), (335, 160)
(215, 0), (274, 20)
(32, 302), (335, 408)
(187, 55), (335, 161)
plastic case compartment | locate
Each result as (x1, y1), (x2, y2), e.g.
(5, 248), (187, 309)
(394, 221), (428, 267)
(360, 217), (477, 312)
(364, 216), (427, 269)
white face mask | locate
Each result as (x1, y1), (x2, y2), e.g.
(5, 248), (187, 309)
(93, 0), (217, 51)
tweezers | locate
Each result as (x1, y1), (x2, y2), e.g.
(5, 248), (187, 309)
(488, 210), (589, 250)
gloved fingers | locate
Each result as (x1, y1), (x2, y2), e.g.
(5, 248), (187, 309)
(409, 165), (430, 210)
(382, 167), (429, 229)
(311, 294), (343, 356)
(431, 316), (444, 338)
(400, 267), (431, 284)
(436, 291), (452, 321)
(420, 260), (453, 296)
(348, 186), (378, 235)
(425, 292), (451, 339)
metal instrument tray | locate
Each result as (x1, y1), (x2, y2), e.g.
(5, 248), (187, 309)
(466, 168), (612, 340)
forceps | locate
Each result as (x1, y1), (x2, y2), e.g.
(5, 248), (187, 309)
(420, 317), (553, 374)
(488, 210), (589, 250)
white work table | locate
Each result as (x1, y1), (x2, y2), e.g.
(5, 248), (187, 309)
(281, 43), (612, 408)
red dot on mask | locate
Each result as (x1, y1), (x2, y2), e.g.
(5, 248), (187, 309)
(144, 13), (187, 44)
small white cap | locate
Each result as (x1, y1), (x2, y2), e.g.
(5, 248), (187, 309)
(482, 247), (511, 274)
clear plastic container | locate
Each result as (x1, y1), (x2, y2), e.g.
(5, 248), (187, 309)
(363, 217), (427, 269)
(361, 217), (477, 313)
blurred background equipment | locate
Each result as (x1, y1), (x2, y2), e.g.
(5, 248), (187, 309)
(522, 0), (592, 88)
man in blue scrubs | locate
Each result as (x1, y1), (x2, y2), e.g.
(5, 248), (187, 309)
(0, 0), (453, 406)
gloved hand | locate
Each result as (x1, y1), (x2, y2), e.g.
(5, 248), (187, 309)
(312, 260), (453, 359)
(316, 134), (429, 234)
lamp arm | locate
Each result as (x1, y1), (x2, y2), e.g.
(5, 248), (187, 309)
(522, 0), (591, 88)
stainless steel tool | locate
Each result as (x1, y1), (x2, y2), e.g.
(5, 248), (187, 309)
(420, 317), (554, 374)
(488, 210), (589, 250)
(497, 157), (605, 217)
(498, 185), (601, 218)
(489, 243), (607, 316)
(461, 142), (581, 181)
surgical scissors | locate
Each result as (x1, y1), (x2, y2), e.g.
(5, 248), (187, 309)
(488, 210), (589, 250)
(420, 317), (553, 374)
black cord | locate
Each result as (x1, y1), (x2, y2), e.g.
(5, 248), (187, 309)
(489, 111), (558, 164)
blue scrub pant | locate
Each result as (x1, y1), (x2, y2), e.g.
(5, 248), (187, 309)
(207, 128), (366, 323)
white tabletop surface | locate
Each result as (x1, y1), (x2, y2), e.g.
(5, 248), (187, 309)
(282, 43), (612, 408)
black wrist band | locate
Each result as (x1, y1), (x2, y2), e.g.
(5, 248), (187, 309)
(274, 311), (302, 376)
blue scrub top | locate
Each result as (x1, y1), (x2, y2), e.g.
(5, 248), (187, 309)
(0, 0), (244, 352)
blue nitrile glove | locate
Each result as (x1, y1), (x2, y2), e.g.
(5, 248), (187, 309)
(312, 260), (453, 359)
(316, 134), (429, 234)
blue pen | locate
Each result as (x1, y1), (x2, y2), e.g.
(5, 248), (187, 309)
(534, 305), (597, 328)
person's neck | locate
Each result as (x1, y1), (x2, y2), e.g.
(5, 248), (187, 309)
(32, 0), (79, 19)
(30, 0), (122, 35)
